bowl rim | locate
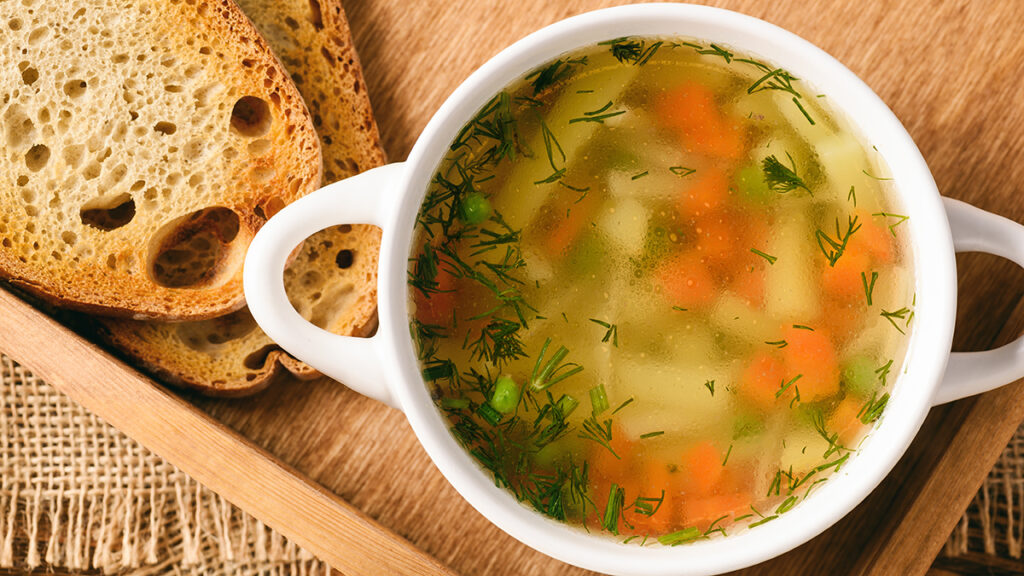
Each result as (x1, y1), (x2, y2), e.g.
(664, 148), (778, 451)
(377, 4), (957, 575)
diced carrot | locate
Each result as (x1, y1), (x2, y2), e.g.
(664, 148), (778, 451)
(683, 492), (751, 529)
(739, 352), (787, 410)
(626, 459), (679, 534)
(544, 202), (591, 258)
(822, 250), (870, 301)
(656, 253), (716, 308)
(677, 167), (729, 216)
(693, 211), (737, 262)
(657, 83), (744, 159)
(414, 267), (456, 326)
(829, 396), (864, 446)
(681, 441), (723, 496)
(852, 211), (894, 263)
(591, 425), (633, 484)
(782, 327), (840, 401)
(819, 298), (862, 341)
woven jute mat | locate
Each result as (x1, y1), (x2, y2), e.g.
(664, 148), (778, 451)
(944, 421), (1024, 565)
(0, 354), (327, 575)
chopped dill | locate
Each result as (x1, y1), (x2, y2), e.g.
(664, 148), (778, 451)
(858, 392), (890, 424)
(876, 359), (894, 386)
(589, 318), (619, 347)
(576, 89), (595, 94)
(672, 306), (688, 312)
(776, 496), (799, 514)
(640, 431), (665, 439)
(748, 68), (801, 98)
(815, 215), (862, 266)
(467, 317), (526, 369)
(525, 56), (588, 94)
(880, 307), (912, 334)
(862, 169), (893, 181)
(762, 153), (810, 194)
(599, 37), (663, 66)
(750, 515), (779, 528)
(669, 166), (697, 178)
(793, 97), (815, 125)
(873, 211), (910, 236)
(862, 271), (878, 306)
(632, 490), (665, 516)
(530, 338), (583, 390)
(733, 514), (755, 523)
(631, 170), (650, 180)
(580, 412), (618, 458)
(723, 444), (733, 466)
(611, 397), (635, 415)
(811, 410), (850, 459)
(750, 248), (778, 264)
(792, 324), (814, 331)
(569, 109), (626, 124)
(765, 340), (788, 348)
(776, 374), (803, 398)
(704, 379), (716, 396)
(848, 185), (857, 206)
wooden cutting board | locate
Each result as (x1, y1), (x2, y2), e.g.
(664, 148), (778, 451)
(4, 1), (1023, 575)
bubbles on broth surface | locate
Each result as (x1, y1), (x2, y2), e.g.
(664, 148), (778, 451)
(408, 36), (913, 544)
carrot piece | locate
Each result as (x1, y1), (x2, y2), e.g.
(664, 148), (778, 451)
(414, 267), (456, 326)
(693, 211), (737, 262)
(681, 441), (724, 496)
(782, 327), (840, 401)
(544, 202), (590, 258)
(677, 167), (729, 216)
(657, 83), (744, 159)
(626, 459), (678, 534)
(591, 425), (632, 484)
(822, 250), (870, 301)
(829, 396), (864, 446)
(739, 352), (787, 410)
(852, 212), (894, 263)
(656, 253), (716, 308)
(683, 492), (751, 529)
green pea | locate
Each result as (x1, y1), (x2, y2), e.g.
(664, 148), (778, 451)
(459, 192), (492, 225)
(735, 164), (772, 204)
(489, 374), (521, 414)
(841, 355), (877, 398)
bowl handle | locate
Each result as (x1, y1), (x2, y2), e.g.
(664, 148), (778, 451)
(244, 162), (406, 410)
(933, 197), (1024, 405)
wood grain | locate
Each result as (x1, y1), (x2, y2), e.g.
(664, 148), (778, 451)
(2, 1), (1021, 576)
(0, 289), (454, 576)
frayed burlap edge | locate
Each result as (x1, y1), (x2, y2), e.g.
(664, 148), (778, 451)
(0, 354), (329, 575)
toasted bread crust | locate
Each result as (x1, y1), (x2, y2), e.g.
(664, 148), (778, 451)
(0, 0), (321, 320)
(99, 0), (386, 394)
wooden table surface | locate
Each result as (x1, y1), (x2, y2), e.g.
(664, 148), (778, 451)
(176, 1), (1024, 575)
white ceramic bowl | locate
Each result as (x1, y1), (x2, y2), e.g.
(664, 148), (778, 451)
(243, 5), (1024, 575)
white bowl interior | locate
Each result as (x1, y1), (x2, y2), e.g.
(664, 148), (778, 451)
(376, 4), (957, 575)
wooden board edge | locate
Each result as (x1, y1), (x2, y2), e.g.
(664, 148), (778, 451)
(0, 287), (457, 576)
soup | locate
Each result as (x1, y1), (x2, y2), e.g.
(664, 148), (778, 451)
(408, 36), (913, 544)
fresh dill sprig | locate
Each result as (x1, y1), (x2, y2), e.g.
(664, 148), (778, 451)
(862, 271), (878, 306)
(579, 412), (618, 458)
(872, 211), (910, 236)
(631, 490), (665, 517)
(762, 153), (810, 194)
(589, 318), (619, 347)
(880, 307), (912, 334)
(599, 37), (663, 66)
(525, 56), (588, 94)
(467, 317), (526, 369)
(810, 410), (850, 459)
(858, 391), (890, 424)
(815, 215), (862, 266)
(748, 68), (801, 98)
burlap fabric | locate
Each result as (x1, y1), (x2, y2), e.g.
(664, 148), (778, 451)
(944, 421), (1024, 561)
(0, 354), (327, 575)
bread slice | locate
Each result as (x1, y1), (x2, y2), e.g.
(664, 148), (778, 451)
(0, 0), (321, 320)
(96, 0), (386, 394)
